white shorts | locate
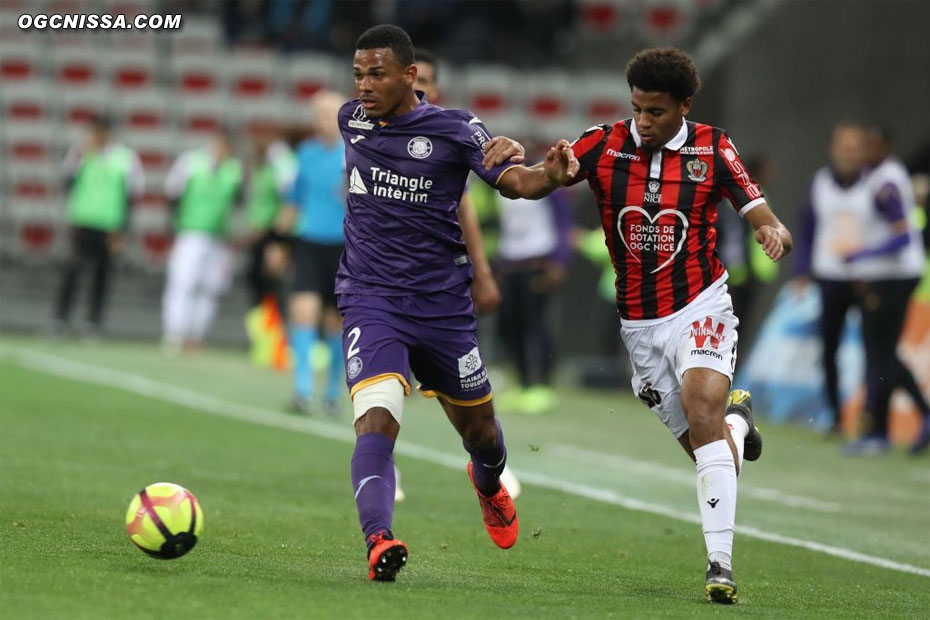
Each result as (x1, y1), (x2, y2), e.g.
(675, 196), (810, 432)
(621, 279), (739, 439)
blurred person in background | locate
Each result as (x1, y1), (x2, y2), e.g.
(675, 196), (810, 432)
(276, 91), (346, 415)
(412, 48), (519, 500)
(492, 162), (573, 415)
(243, 125), (297, 370)
(161, 127), (243, 354)
(414, 47), (502, 315)
(51, 114), (144, 339)
(563, 48), (791, 603)
(792, 122), (871, 435)
(245, 125), (297, 310)
(841, 126), (930, 456)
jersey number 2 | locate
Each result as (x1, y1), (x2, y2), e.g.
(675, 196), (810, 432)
(346, 327), (362, 359)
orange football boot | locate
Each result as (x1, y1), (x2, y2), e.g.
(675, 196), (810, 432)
(367, 531), (408, 582)
(467, 462), (519, 549)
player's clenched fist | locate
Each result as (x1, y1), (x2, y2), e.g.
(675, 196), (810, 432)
(754, 225), (790, 262)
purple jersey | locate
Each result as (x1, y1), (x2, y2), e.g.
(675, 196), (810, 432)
(335, 93), (517, 297)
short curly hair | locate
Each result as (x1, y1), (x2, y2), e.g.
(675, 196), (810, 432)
(626, 47), (701, 102)
(356, 24), (415, 67)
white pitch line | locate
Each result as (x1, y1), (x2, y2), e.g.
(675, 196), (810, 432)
(550, 443), (844, 513)
(5, 346), (930, 579)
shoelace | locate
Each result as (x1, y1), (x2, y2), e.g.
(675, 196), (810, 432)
(367, 531), (394, 553)
(479, 490), (514, 527)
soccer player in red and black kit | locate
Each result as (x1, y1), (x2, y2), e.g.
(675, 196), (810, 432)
(542, 48), (792, 602)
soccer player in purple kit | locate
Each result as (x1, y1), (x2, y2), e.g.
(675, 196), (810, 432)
(338, 25), (578, 582)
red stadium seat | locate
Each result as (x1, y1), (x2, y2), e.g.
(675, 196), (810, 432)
(127, 132), (180, 189)
(142, 233), (172, 258)
(7, 163), (62, 208)
(179, 95), (228, 135)
(60, 90), (109, 130)
(580, 1), (619, 32)
(50, 47), (104, 91)
(576, 72), (632, 123)
(3, 125), (57, 164)
(171, 54), (224, 96)
(0, 41), (43, 82)
(463, 65), (515, 118)
(21, 222), (56, 252)
(228, 50), (277, 99)
(138, 148), (169, 170)
(642, 1), (694, 42)
(112, 64), (153, 90)
(233, 95), (286, 135)
(1, 56), (34, 80)
(137, 191), (167, 209)
(13, 180), (52, 201)
(58, 59), (96, 87)
(115, 91), (169, 132)
(1, 82), (52, 124)
(647, 5), (680, 36)
(284, 54), (337, 101)
(524, 72), (572, 120)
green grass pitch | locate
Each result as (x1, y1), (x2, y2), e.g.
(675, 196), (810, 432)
(1, 335), (928, 618)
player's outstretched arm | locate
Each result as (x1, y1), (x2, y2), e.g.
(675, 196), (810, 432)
(745, 203), (793, 262)
(496, 140), (579, 200)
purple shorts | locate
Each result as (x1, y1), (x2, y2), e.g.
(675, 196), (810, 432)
(338, 292), (492, 405)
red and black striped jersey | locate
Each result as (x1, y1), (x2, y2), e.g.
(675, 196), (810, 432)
(568, 118), (765, 322)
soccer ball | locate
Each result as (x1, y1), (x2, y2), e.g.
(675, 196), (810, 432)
(125, 482), (204, 559)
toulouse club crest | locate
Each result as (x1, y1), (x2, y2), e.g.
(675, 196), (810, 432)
(407, 136), (433, 159)
(686, 158), (708, 182)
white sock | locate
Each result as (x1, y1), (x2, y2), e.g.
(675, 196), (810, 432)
(393, 465), (405, 503)
(694, 439), (737, 569)
(725, 413), (749, 471)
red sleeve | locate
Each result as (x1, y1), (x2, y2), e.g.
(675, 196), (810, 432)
(715, 132), (765, 216)
(566, 125), (608, 187)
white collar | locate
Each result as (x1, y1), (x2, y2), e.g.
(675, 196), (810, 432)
(631, 117), (688, 151)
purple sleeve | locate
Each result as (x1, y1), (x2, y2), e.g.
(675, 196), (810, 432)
(844, 181), (910, 262)
(793, 181), (816, 277)
(460, 118), (519, 188)
(845, 233), (910, 262)
(874, 182), (906, 222)
(548, 189), (573, 265)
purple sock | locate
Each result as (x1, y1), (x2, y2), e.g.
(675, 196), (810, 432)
(350, 433), (396, 546)
(463, 418), (507, 496)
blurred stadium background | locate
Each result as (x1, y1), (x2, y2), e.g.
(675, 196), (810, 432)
(2, 0), (926, 350)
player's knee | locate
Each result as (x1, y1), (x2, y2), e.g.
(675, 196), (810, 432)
(459, 412), (498, 447)
(353, 379), (405, 435)
(682, 394), (723, 438)
(353, 407), (398, 438)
